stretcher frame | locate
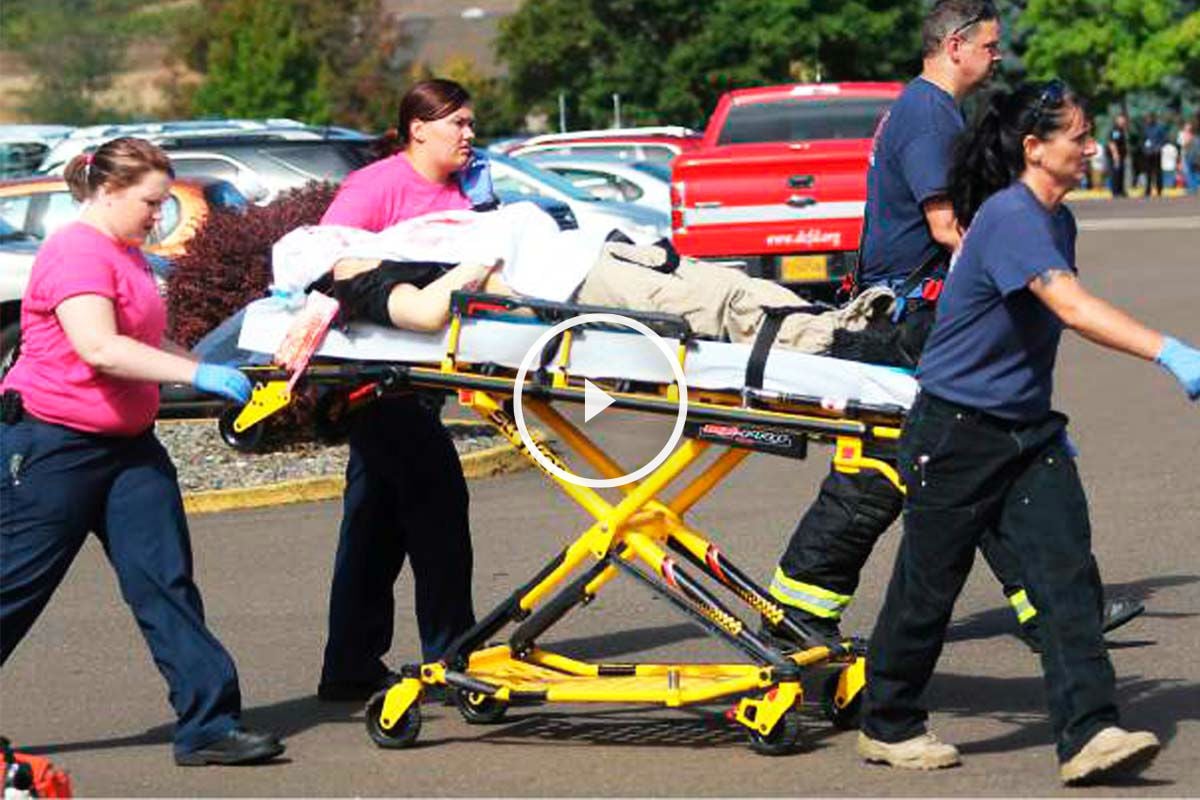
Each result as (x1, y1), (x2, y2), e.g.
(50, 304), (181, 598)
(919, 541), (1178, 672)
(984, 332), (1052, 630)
(224, 291), (907, 755)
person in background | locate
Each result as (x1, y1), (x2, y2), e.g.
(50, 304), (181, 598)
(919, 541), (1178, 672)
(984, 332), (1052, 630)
(1106, 112), (1129, 197)
(858, 79), (1200, 784)
(1141, 112), (1168, 197)
(1177, 118), (1197, 194)
(0, 137), (284, 767)
(315, 79), (484, 704)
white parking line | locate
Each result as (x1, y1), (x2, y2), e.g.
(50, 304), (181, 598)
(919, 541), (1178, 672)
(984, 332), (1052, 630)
(1077, 216), (1200, 232)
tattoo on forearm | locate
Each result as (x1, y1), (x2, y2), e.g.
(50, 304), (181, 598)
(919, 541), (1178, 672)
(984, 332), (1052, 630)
(1035, 268), (1073, 287)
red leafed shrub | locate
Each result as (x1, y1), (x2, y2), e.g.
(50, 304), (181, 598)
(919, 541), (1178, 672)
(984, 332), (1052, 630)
(167, 182), (338, 348)
(166, 182), (338, 448)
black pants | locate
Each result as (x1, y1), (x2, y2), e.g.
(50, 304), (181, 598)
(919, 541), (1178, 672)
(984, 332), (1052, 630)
(773, 463), (1027, 625)
(862, 393), (1117, 762)
(320, 395), (476, 684)
(1, 421), (241, 755)
(1109, 158), (1126, 196)
(1144, 154), (1163, 196)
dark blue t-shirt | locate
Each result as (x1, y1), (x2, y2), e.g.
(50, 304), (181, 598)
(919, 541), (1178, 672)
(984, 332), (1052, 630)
(861, 77), (963, 285)
(917, 182), (1077, 421)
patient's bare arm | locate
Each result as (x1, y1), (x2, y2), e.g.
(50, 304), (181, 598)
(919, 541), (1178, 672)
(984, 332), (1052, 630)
(386, 261), (512, 331)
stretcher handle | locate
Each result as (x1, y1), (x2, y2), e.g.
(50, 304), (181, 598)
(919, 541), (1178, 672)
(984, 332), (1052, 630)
(450, 291), (695, 341)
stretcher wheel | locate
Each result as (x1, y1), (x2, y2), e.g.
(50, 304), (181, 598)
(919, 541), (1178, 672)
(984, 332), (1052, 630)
(821, 669), (863, 730)
(365, 689), (421, 749)
(453, 689), (509, 724)
(217, 406), (264, 453)
(747, 707), (804, 756)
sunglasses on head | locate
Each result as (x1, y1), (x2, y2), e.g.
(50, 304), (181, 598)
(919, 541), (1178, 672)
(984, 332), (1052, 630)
(1031, 79), (1067, 127)
(949, 4), (997, 38)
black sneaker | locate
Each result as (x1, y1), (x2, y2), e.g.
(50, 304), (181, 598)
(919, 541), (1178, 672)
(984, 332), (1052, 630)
(1101, 597), (1145, 634)
(1018, 597), (1147, 654)
(317, 671), (401, 703)
(175, 728), (285, 766)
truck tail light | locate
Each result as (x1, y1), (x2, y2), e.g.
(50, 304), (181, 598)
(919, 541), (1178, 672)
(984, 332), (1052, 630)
(671, 180), (685, 232)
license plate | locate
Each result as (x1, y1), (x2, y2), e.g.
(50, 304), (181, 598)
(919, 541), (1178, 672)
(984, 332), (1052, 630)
(779, 254), (829, 283)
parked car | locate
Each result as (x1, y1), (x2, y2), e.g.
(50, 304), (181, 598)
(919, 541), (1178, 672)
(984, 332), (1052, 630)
(158, 136), (377, 205)
(1, 124), (76, 178)
(508, 126), (703, 164)
(487, 151), (670, 240)
(523, 156), (671, 214)
(671, 81), (902, 294)
(0, 177), (247, 375)
(0, 175), (247, 256)
(37, 118), (366, 175)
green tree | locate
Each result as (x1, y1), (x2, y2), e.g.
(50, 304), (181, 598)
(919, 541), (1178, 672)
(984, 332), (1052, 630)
(186, 0), (399, 129)
(496, 0), (923, 131)
(190, 1), (330, 121)
(1020, 0), (1198, 109)
(2, 0), (139, 123)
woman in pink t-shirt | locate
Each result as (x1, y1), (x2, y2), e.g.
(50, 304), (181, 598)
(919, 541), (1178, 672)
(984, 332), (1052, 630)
(316, 79), (483, 702)
(0, 137), (283, 766)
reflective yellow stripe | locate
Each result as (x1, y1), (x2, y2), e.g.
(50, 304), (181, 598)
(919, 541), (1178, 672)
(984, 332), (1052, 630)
(1008, 589), (1038, 624)
(768, 567), (852, 619)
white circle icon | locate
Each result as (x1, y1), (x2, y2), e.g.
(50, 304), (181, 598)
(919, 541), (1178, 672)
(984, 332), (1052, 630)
(512, 313), (689, 488)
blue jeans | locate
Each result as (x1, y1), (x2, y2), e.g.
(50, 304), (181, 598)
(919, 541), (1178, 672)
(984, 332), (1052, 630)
(1, 419), (242, 755)
(862, 393), (1118, 762)
(320, 395), (475, 684)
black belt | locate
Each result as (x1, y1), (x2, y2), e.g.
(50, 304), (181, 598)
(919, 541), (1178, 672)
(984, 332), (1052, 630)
(920, 392), (1035, 432)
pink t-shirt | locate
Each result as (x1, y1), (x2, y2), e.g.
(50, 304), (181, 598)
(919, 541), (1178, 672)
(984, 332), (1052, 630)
(320, 152), (471, 231)
(2, 222), (166, 435)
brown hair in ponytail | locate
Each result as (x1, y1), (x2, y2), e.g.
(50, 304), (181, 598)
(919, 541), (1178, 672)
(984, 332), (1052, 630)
(63, 137), (174, 202)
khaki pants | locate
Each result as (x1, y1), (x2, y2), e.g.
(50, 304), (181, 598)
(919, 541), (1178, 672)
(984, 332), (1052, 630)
(575, 251), (890, 354)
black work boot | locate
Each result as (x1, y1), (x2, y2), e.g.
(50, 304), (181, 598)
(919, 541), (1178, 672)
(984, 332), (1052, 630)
(759, 612), (841, 652)
(175, 728), (285, 766)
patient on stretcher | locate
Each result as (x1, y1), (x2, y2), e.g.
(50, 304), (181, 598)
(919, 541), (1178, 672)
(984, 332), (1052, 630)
(272, 202), (894, 355)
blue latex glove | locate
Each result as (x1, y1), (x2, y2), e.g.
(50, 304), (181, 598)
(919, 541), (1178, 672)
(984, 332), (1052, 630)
(193, 363), (252, 404)
(1156, 336), (1200, 400)
(458, 149), (496, 208)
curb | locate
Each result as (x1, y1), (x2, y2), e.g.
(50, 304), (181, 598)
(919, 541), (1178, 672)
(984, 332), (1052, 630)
(1069, 187), (1188, 201)
(180, 422), (530, 516)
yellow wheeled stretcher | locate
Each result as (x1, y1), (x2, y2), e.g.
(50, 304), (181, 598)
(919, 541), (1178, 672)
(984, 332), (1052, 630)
(223, 291), (912, 754)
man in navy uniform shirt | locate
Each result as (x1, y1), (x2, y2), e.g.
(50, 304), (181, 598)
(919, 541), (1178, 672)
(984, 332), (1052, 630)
(764, 0), (1141, 653)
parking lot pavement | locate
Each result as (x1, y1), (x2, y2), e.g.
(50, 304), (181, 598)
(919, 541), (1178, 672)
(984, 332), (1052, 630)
(1, 197), (1197, 796)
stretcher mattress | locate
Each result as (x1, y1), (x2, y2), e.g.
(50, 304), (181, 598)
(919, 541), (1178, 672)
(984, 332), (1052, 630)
(236, 298), (918, 410)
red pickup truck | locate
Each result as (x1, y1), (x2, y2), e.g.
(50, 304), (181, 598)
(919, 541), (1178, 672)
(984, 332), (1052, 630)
(671, 82), (902, 293)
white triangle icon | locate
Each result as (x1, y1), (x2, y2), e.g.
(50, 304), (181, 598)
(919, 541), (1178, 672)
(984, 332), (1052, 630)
(583, 379), (615, 423)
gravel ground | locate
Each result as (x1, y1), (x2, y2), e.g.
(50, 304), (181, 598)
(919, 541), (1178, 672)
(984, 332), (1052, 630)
(157, 419), (512, 493)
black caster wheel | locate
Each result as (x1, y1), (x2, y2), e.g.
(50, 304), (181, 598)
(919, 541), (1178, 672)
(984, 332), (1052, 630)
(217, 405), (264, 452)
(366, 688), (421, 749)
(453, 688), (509, 724)
(747, 707), (804, 756)
(821, 669), (863, 730)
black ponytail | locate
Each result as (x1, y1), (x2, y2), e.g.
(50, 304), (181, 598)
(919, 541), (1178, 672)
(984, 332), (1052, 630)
(948, 80), (1082, 226)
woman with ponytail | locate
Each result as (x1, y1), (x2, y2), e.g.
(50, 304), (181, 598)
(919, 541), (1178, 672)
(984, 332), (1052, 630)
(315, 79), (484, 704)
(859, 81), (1200, 785)
(0, 137), (284, 766)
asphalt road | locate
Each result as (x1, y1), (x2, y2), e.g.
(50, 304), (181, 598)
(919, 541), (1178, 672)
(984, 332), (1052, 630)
(3, 196), (1198, 797)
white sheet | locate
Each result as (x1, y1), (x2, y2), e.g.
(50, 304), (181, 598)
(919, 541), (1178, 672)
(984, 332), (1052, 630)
(236, 297), (917, 411)
(271, 203), (607, 302)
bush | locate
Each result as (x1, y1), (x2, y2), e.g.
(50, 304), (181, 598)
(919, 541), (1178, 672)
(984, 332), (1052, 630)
(167, 181), (338, 348)
(167, 181), (338, 448)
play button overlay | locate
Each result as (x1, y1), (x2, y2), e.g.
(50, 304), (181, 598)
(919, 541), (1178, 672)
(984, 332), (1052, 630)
(583, 379), (615, 422)
(512, 312), (688, 488)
